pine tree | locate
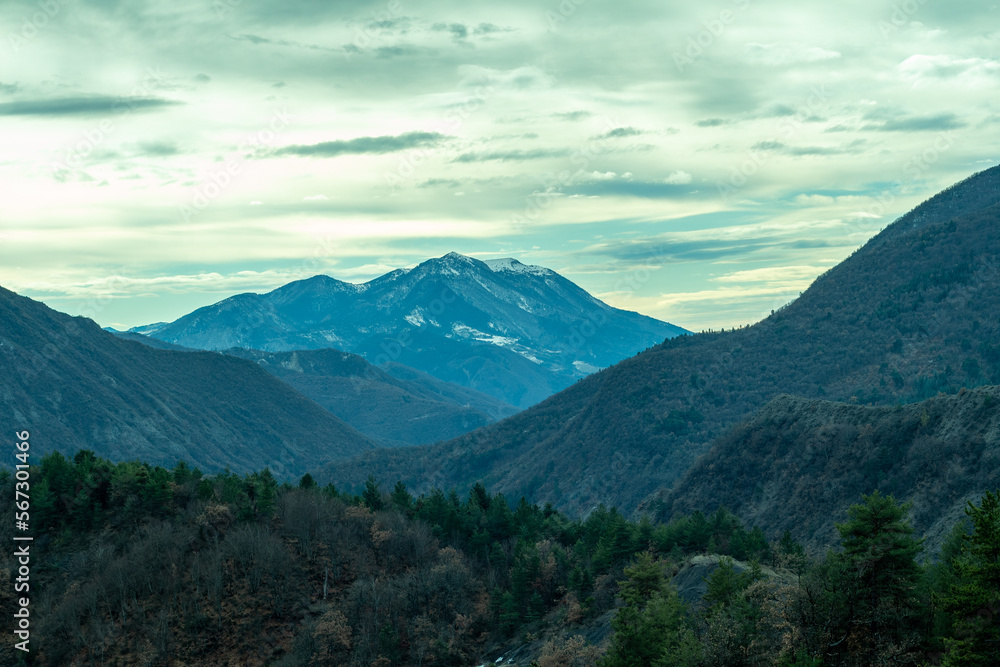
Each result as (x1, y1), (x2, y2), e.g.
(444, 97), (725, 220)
(362, 475), (384, 511)
(941, 490), (1000, 666)
(835, 490), (924, 663)
(390, 480), (412, 512)
(601, 553), (690, 667)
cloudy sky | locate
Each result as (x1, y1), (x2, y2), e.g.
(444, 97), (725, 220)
(1, 0), (997, 331)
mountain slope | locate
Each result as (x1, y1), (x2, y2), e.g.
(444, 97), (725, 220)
(652, 387), (1000, 554)
(317, 165), (1000, 513)
(0, 287), (376, 477)
(135, 253), (687, 408)
(379, 361), (519, 422)
(223, 347), (516, 446)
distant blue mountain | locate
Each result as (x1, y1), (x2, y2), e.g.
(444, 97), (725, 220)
(134, 252), (688, 407)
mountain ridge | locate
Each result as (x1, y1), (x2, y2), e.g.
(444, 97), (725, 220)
(134, 252), (687, 408)
(0, 286), (377, 478)
(317, 165), (1000, 514)
(651, 386), (1000, 554)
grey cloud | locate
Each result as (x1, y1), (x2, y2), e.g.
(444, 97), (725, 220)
(874, 113), (967, 132)
(134, 141), (180, 157)
(419, 178), (463, 188)
(234, 33), (272, 45)
(367, 18), (412, 32)
(0, 96), (181, 116)
(568, 180), (695, 200)
(857, 107), (965, 132)
(757, 103), (796, 118)
(554, 111), (592, 121)
(596, 127), (643, 139)
(453, 148), (570, 162)
(0, 82), (19, 95)
(229, 33), (339, 53)
(194, 73), (211, 82)
(375, 45), (426, 59)
(695, 118), (728, 127)
(432, 22), (468, 39)
(474, 23), (513, 35)
(595, 237), (839, 263)
(752, 139), (864, 156)
(273, 132), (448, 158)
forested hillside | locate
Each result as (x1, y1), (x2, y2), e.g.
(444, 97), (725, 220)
(320, 166), (1000, 514)
(651, 386), (1000, 554)
(224, 347), (517, 447)
(2, 453), (997, 666)
(0, 287), (376, 477)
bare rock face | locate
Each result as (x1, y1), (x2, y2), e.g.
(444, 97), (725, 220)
(672, 555), (797, 606)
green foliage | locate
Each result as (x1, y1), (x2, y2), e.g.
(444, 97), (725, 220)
(703, 556), (753, 609)
(10, 455), (999, 667)
(601, 553), (690, 667)
(361, 475), (384, 511)
(940, 490), (1000, 666)
(817, 491), (926, 664)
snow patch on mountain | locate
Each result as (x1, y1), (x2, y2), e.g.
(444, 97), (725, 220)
(405, 309), (426, 327)
(485, 258), (552, 276)
(451, 323), (518, 347)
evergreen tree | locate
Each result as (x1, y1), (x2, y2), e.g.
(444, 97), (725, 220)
(601, 553), (690, 667)
(941, 490), (1000, 666)
(390, 480), (413, 512)
(362, 475), (384, 511)
(835, 490), (924, 663)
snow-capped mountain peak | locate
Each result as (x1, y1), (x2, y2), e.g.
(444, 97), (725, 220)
(484, 257), (553, 276)
(135, 251), (689, 408)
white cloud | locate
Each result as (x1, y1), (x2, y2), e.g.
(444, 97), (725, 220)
(711, 265), (833, 284)
(744, 43), (841, 66)
(303, 194), (329, 201)
(664, 170), (692, 185)
(898, 54), (1000, 86)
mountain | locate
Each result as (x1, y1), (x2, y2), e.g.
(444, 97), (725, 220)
(223, 347), (517, 447)
(133, 253), (687, 408)
(111, 330), (519, 447)
(317, 165), (1000, 513)
(651, 387), (1000, 554)
(0, 286), (376, 478)
(105, 329), (195, 351)
(379, 360), (519, 421)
